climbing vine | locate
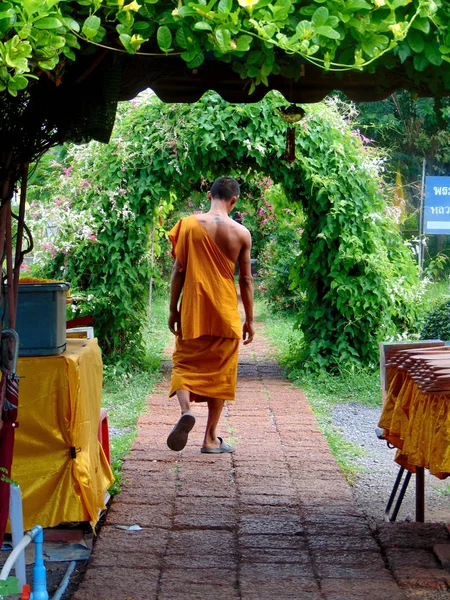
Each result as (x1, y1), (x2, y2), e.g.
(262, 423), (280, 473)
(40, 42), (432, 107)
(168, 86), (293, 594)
(28, 91), (421, 371)
(1, 0), (450, 96)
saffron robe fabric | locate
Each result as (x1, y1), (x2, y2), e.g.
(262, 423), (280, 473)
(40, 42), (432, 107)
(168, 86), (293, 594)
(10, 338), (114, 529)
(168, 216), (241, 401)
(378, 367), (450, 479)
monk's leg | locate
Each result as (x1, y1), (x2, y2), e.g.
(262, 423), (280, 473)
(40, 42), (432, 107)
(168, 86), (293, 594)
(175, 389), (191, 414)
(167, 389), (196, 451)
(203, 398), (225, 449)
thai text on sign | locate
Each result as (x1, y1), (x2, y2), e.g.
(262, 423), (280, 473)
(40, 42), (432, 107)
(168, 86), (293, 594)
(424, 176), (450, 234)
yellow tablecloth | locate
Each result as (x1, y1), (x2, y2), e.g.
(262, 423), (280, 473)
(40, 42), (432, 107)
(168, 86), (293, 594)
(379, 367), (450, 479)
(10, 338), (114, 530)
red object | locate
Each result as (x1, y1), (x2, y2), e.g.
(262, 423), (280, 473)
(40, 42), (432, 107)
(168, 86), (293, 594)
(98, 408), (110, 465)
(284, 127), (296, 162)
(21, 584), (31, 599)
(66, 316), (94, 328)
(0, 374), (19, 545)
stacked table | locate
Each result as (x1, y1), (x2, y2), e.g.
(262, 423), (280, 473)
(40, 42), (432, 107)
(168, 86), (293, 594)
(378, 341), (450, 520)
(10, 338), (114, 530)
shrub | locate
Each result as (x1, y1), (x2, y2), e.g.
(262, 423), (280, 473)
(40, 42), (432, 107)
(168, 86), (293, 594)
(420, 298), (450, 341)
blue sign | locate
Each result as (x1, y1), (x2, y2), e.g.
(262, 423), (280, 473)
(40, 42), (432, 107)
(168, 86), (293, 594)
(424, 176), (450, 234)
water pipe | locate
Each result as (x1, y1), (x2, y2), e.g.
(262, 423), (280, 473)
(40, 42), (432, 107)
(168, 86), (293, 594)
(31, 526), (48, 600)
(50, 561), (76, 600)
(9, 483), (26, 589)
(0, 526), (38, 581)
(0, 526), (48, 600)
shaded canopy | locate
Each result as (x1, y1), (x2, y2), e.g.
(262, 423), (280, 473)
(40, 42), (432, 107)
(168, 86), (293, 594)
(0, 46), (441, 161)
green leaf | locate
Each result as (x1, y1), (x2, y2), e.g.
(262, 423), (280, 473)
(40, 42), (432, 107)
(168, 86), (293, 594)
(413, 53), (428, 71)
(342, 0), (371, 10)
(62, 46), (76, 61)
(424, 42), (442, 66)
(34, 16), (63, 29)
(82, 15), (101, 39)
(187, 52), (204, 68)
(7, 74), (28, 91)
(63, 17), (81, 33)
(38, 56), (59, 70)
(236, 34), (253, 51)
(218, 0), (233, 13)
(411, 17), (430, 34)
(193, 21), (212, 31)
(397, 41), (411, 63)
(407, 29), (424, 53)
(0, 8), (16, 22)
(175, 28), (189, 48)
(315, 26), (340, 39)
(157, 25), (172, 51)
(312, 7), (329, 27)
(215, 27), (231, 52)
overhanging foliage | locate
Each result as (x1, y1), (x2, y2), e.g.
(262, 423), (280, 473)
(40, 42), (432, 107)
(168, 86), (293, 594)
(1, 0), (450, 98)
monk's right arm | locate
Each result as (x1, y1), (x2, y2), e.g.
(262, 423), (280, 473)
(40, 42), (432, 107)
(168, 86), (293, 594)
(168, 258), (185, 336)
(238, 232), (254, 345)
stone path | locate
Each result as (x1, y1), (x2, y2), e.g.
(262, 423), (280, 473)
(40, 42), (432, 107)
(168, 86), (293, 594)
(72, 325), (450, 600)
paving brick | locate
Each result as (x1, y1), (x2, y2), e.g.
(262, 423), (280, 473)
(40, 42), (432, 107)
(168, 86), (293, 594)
(105, 502), (172, 529)
(159, 582), (239, 600)
(386, 548), (450, 589)
(73, 321), (435, 600)
(239, 533), (308, 550)
(239, 514), (304, 535)
(240, 562), (315, 581)
(240, 579), (321, 600)
(72, 567), (159, 600)
(89, 526), (168, 569)
(377, 522), (450, 550)
(320, 578), (409, 600)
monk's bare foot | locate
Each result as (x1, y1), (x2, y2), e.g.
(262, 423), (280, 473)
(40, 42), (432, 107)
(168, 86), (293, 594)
(200, 437), (235, 454)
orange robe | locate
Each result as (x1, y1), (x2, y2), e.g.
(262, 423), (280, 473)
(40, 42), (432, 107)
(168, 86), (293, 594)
(168, 216), (241, 401)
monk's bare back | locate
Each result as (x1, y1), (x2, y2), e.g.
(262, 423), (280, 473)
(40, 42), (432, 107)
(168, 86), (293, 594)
(194, 213), (252, 266)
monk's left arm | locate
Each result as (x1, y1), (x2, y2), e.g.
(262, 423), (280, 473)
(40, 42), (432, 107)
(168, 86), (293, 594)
(168, 258), (185, 336)
(238, 231), (254, 345)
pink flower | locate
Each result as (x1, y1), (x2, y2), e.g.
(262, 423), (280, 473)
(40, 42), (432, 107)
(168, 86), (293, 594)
(62, 166), (73, 177)
(258, 207), (266, 216)
(55, 198), (63, 206)
(81, 180), (90, 187)
(88, 234), (98, 242)
(262, 218), (268, 224)
(20, 263), (30, 272)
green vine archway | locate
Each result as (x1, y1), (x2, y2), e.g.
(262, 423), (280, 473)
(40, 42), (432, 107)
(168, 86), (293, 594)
(30, 91), (421, 371)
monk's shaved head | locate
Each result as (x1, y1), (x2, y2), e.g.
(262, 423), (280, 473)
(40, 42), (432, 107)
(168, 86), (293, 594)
(210, 177), (240, 201)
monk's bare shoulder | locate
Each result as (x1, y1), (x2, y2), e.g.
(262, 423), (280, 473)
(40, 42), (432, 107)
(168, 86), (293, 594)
(232, 220), (251, 242)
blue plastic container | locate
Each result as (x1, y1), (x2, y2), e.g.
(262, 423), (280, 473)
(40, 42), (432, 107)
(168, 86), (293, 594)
(13, 283), (69, 356)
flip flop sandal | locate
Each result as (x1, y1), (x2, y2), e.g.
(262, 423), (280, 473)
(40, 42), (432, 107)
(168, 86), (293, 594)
(200, 437), (235, 454)
(167, 412), (196, 451)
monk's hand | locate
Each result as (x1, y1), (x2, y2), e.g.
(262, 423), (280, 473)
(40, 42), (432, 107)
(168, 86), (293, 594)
(168, 309), (181, 336)
(243, 321), (254, 345)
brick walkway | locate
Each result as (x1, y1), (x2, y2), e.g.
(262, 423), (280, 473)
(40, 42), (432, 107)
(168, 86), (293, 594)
(73, 325), (450, 600)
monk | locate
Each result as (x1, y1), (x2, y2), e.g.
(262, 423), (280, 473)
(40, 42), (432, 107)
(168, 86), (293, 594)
(167, 177), (254, 453)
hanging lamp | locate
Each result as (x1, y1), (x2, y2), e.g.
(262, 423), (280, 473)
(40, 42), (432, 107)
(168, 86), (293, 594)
(276, 105), (305, 163)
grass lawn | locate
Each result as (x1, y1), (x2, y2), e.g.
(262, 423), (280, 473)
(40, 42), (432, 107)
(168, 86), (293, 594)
(102, 290), (171, 494)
